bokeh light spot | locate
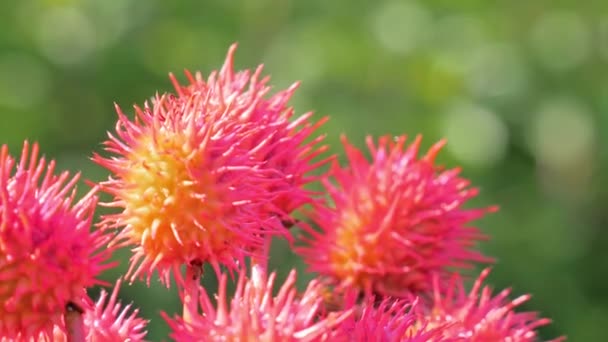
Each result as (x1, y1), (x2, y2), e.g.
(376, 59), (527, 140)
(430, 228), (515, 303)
(442, 101), (509, 168)
(36, 6), (97, 66)
(433, 14), (487, 64)
(529, 10), (591, 71)
(464, 43), (528, 100)
(81, 0), (132, 48)
(264, 22), (328, 88)
(370, 1), (432, 55)
(528, 97), (595, 169)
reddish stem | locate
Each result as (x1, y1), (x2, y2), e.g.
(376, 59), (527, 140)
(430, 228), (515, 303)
(64, 302), (86, 342)
(182, 261), (202, 324)
(251, 235), (271, 288)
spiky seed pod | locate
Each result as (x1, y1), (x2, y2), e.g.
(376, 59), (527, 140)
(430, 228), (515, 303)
(166, 269), (353, 342)
(94, 45), (329, 287)
(298, 135), (495, 298)
(170, 44), (331, 225)
(0, 141), (114, 340)
(334, 295), (451, 342)
(415, 268), (565, 341)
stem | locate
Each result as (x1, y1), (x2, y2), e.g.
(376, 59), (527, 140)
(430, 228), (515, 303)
(64, 302), (86, 342)
(182, 260), (202, 324)
(251, 235), (271, 288)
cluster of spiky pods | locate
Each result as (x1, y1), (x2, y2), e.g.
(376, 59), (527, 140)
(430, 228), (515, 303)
(0, 44), (565, 341)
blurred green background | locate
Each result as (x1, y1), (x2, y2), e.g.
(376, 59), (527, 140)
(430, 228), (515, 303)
(0, 0), (605, 340)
